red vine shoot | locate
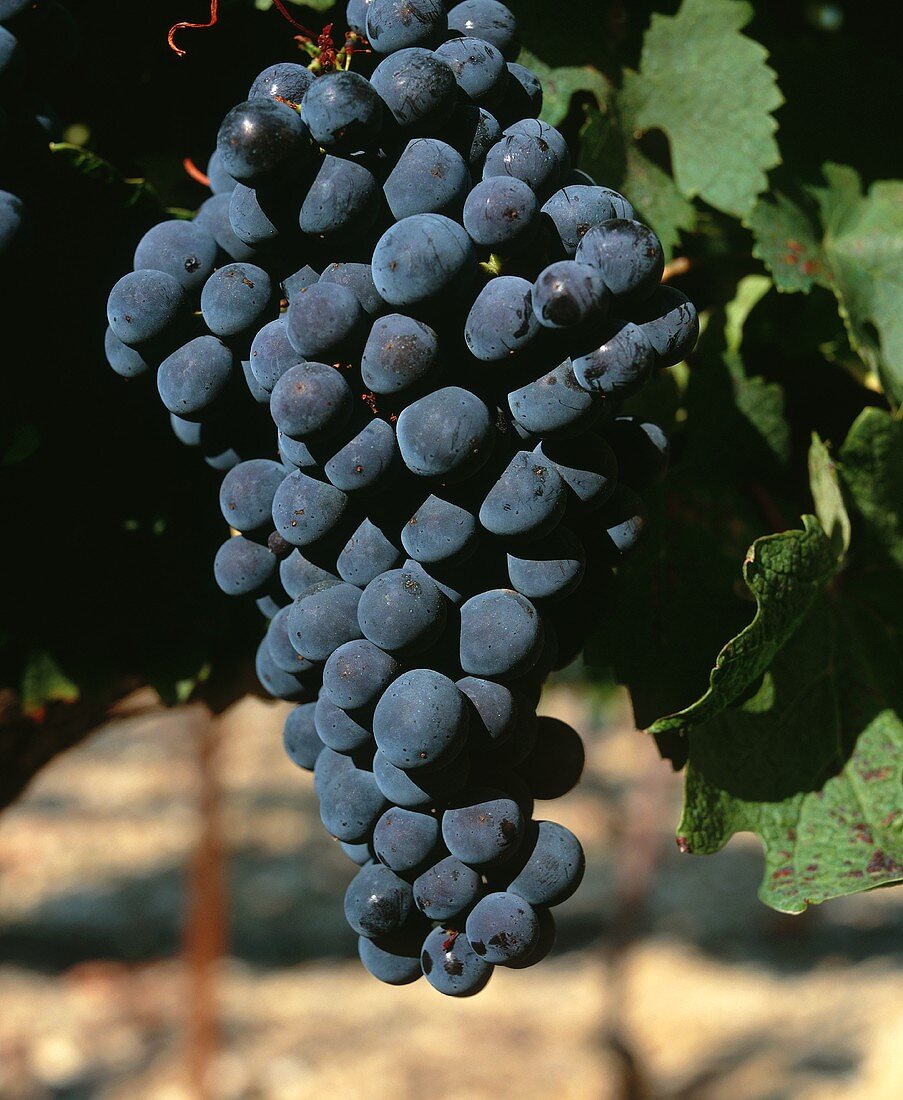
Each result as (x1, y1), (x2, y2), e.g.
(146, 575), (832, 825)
(182, 157), (211, 188)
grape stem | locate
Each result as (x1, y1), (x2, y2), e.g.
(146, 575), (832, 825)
(298, 25), (371, 74)
(184, 704), (228, 1098)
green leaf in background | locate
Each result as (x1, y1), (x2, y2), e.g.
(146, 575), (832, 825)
(624, 0), (782, 218)
(746, 190), (827, 293)
(684, 274), (791, 475)
(816, 166), (903, 404)
(808, 433), (851, 559)
(145, 646), (215, 708)
(21, 652), (80, 717)
(674, 409), (903, 911)
(517, 48), (611, 128)
(724, 274), (771, 353)
(749, 164), (903, 403)
(254, 0), (336, 13)
(839, 407), (903, 572)
(721, 275), (792, 468)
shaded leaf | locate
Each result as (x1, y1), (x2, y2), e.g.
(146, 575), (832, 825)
(147, 661), (213, 709)
(686, 275), (790, 472)
(721, 277), (791, 467)
(518, 48), (612, 127)
(748, 164), (903, 403)
(839, 407), (903, 570)
(678, 601), (903, 912)
(587, 474), (766, 733)
(815, 165), (903, 404)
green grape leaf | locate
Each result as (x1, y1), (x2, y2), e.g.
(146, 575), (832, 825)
(624, 0), (782, 218)
(747, 164), (903, 403)
(673, 409), (903, 911)
(517, 49), (612, 127)
(21, 652), (80, 717)
(732, 375), (792, 467)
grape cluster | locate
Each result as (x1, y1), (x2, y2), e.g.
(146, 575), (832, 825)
(0, 1), (77, 255)
(105, 0), (698, 996)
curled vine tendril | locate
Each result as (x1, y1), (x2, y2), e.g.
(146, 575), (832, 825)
(168, 0), (316, 58)
(167, 0), (219, 58)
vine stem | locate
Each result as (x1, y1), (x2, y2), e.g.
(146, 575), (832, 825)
(598, 727), (676, 1100)
(661, 256), (691, 282)
(271, 0), (316, 37)
(183, 158), (211, 188)
(184, 704), (228, 1100)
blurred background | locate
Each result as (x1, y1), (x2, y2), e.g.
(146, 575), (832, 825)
(1, 0), (901, 1096)
(1, 684), (901, 1098)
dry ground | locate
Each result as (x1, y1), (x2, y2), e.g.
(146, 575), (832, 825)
(0, 686), (900, 1099)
